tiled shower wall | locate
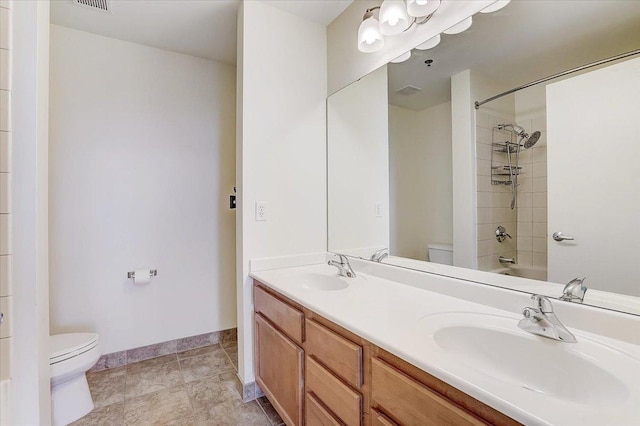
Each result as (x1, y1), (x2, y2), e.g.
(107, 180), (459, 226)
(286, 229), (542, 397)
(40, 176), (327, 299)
(476, 110), (518, 271)
(0, 0), (13, 397)
(516, 115), (548, 274)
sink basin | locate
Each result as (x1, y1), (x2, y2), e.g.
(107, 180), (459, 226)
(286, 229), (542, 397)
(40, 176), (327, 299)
(417, 312), (635, 405)
(300, 273), (350, 291)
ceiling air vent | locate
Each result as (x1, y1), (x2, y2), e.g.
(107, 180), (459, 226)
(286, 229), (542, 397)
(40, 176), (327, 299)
(395, 85), (422, 96)
(73, 0), (110, 13)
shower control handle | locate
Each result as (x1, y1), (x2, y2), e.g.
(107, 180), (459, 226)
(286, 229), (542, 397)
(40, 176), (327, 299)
(553, 232), (574, 242)
(496, 226), (512, 242)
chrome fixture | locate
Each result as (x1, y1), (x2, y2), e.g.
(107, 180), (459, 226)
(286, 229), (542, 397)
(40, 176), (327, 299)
(495, 226), (512, 242)
(0, 311), (3, 326)
(357, 1), (511, 58)
(552, 231), (575, 242)
(493, 124), (541, 209)
(328, 254), (356, 278)
(370, 248), (389, 262)
(560, 277), (587, 303)
(475, 48), (640, 109)
(499, 256), (516, 264)
(518, 295), (577, 343)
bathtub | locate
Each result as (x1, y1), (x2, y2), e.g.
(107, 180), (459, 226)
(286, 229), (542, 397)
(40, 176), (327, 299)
(491, 265), (547, 281)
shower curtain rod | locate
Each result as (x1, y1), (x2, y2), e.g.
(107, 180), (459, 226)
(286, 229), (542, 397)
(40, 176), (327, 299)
(474, 48), (640, 110)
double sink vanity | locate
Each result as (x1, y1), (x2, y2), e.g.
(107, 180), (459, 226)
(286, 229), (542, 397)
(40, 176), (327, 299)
(251, 256), (640, 426)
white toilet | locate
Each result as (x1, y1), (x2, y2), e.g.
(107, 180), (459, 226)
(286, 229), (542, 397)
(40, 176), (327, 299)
(427, 243), (454, 265)
(50, 333), (101, 426)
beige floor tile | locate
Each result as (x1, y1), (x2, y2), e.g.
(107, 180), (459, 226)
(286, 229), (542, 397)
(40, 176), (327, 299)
(185, 370), (240, 412)
(194, 400), (269, 426)
(87, 366), (126, 408)
(126, 354), (177, 374)
(222, 344), (238, 371)
(179, 346), (234, 382)
(70, 402), (124, 426)
(124, 385), (193, 426)
(125, 360), (184, 398)
(256, 396), (284, 426)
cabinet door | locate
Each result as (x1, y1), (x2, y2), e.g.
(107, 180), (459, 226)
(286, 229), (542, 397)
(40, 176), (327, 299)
(306, 393), (342, 426)
(371, 358), (484, 426)
(255, 313), (304, 426)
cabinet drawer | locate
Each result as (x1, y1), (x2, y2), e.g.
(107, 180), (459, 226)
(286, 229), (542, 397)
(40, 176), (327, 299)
(306, 392), (342, 426)
(305, 319), (362, 388)
(255, 314), (304, 426)
(306, 356), (362, 426)
(254, 284), (303, 345)
(372, 409), (398, 426)
(371, 358), (485, 426)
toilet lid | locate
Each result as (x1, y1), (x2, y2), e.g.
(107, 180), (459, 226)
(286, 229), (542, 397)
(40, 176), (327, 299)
(50, 333), (99, 364)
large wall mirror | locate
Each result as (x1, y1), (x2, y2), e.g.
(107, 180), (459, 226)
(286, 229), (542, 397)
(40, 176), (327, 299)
(327, 1), (640, 315)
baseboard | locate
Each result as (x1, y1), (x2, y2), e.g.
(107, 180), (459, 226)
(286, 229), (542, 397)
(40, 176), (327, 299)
(90, 327), (238, 372)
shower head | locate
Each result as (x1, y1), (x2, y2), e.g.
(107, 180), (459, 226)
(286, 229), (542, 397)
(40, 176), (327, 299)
(497, 123), (527, 138)
(498, 124), (541, 149)
(523, 131), (541, 149)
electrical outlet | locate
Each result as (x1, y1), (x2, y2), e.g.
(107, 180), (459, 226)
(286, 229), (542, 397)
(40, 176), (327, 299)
(255, 201), (267, 221)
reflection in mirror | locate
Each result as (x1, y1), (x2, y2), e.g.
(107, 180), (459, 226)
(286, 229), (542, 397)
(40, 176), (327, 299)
(327, 1), (640, 315)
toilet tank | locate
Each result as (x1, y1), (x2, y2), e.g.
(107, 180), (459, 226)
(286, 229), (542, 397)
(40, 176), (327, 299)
(428, 243), (453, 265)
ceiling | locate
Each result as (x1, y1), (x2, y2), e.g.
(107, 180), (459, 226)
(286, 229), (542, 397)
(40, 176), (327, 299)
(50, 0), (353, 65)
(388, 0), (640, 111)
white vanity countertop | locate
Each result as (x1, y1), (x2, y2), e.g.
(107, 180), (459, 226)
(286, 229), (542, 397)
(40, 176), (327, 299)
(250, 263), (640, 426)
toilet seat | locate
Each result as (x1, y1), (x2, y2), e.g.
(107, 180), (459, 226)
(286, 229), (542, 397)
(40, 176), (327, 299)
(50, 333), (99, 365)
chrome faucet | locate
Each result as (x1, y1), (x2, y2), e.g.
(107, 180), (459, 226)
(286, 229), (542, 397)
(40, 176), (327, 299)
(370, 248), (389, 263)
(559, 277), (587, 303)
(328, 254), (356, 278)
(499, 256), (516, 264)
(518, 295), (577, 343)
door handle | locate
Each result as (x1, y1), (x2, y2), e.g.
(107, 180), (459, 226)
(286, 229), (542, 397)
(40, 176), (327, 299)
(553, 232), (574, 242)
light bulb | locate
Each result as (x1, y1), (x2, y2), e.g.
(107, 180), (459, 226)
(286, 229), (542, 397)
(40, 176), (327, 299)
(480, 0), (511, 13)
(391, 51), (411, 63)
(358, 16), (384, 53)
(415, 34), (440, 50)
(407, 0), (440, 18)
(379, 0), (410, 36)
(443, 16), (472, 34)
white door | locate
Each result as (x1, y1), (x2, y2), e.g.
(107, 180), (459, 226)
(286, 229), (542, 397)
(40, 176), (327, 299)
(546, 57), (640, 297)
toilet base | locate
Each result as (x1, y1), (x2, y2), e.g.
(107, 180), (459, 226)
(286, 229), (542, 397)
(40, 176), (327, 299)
(51, 373), (94, 426)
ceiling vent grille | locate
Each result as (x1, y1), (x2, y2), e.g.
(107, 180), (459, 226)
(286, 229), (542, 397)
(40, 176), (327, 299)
(395, 85), (422, 96)
(73, 0), (110, 13)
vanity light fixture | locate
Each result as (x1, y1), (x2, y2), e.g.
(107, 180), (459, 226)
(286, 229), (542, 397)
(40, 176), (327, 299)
(443, 16), (473, 34)
(416, 34), (440, 50)
(479, 0), (511, 14)
(391, 51), (412, 63)
(358, 1), (511, 57)
(357, 0), (442, 54)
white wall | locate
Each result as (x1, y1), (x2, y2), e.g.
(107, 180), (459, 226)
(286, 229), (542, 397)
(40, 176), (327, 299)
(11, 0), (51, 423)
(49, 25), (237, 354)
(236, 1), (327, 384)
(327, 1), (493, 94)
(328, 66), (388, 255)
(389, 102), (453, 260)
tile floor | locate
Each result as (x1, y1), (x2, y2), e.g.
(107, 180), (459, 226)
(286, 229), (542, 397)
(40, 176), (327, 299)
(72, 341), (283, 425)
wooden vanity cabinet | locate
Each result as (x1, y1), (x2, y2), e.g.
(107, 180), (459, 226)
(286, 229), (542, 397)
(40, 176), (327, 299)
(254, 285), (305, 425)
(253, 281), (521, 426)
